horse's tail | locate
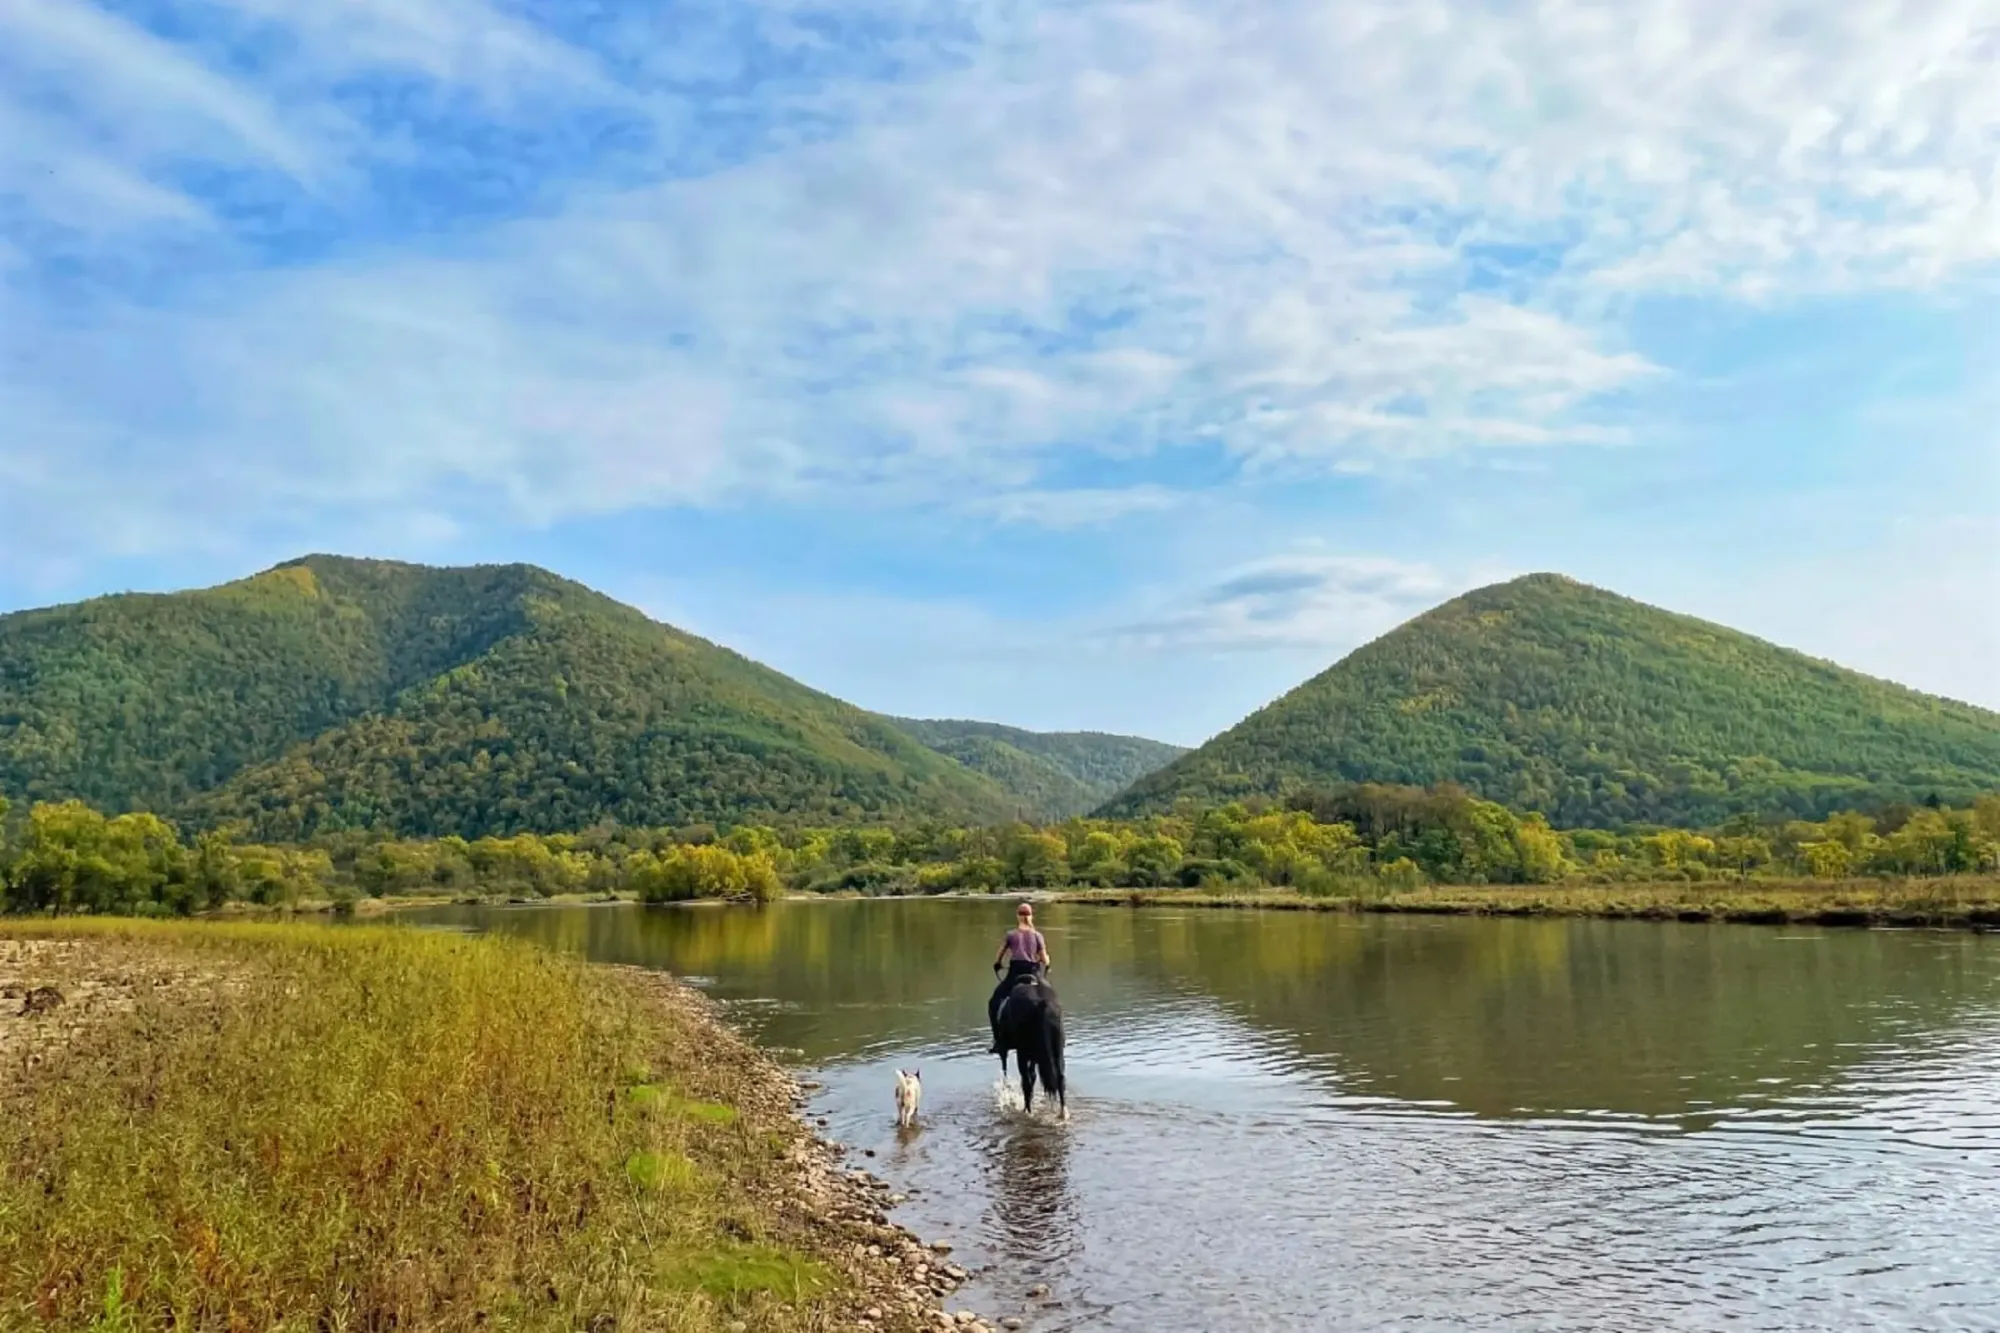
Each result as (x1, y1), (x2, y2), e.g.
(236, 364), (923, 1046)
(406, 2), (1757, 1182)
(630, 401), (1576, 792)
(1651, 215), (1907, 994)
(1035, 1015), (1066, 1098)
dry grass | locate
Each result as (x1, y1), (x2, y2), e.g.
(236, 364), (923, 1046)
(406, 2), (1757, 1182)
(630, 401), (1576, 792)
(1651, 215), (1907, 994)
(1056, 875), (2000, 928)
(0, 919), (910, 1333)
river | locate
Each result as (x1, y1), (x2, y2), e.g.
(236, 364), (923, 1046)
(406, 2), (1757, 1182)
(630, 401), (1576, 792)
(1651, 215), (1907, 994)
(411, 899), (2000, 1331)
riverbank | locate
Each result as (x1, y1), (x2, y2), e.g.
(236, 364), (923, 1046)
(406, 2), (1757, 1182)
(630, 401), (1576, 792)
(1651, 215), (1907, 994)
(275, 889), (631, 915)
(0, 920), (991, 1333)
(271, 876), (2000, 932)
(1053, 875), (2000, 928)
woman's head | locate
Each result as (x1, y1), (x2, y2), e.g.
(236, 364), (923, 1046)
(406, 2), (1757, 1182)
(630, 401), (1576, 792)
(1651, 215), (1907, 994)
(1016, 901), (1034, 924)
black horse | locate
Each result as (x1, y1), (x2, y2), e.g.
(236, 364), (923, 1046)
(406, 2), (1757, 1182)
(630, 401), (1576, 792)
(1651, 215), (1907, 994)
(993, 973), (1067, 1118)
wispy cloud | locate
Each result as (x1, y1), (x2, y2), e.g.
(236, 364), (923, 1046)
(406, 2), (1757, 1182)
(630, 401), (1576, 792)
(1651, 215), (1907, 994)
(211, 0), (609, 97)
(0, 0), (318, 181)
(1107, 554), (1512, 655)
(969, 487), (1186, 529)
(1, 0), (1996, 573)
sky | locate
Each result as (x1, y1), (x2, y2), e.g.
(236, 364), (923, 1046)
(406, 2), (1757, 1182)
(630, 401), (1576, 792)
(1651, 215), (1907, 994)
(2, 0), (1996, 746)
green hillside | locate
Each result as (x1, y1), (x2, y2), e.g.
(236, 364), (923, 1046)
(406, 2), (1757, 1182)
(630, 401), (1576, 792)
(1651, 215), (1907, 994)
(1, 556), (1016, 838)
(887, 717), (1185, 819)
(1101, 573), (2000, 827)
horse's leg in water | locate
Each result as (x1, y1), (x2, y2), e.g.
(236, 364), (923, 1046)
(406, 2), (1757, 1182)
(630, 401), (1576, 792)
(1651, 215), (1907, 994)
(1050, 1021), (1067, 1120)
(988, 982), (1005, 1056)
(992, 994), (1012, 1076)
(1019, 1050), (1039, 1114)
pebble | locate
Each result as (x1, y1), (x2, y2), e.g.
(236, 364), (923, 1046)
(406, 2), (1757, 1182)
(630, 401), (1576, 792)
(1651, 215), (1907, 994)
(1027, 1285), (1050, 1299)
(864, 1148), (876, 1157)
(1001, 1321), (1024, 1331)
(863, 1308), (881, 1323)
(930, 1241), (954, 1254)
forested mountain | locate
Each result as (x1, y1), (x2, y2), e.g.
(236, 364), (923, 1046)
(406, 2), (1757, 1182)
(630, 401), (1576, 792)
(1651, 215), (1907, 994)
(887, 717), (1185, 819)
(1101, 574), (2000, 828)
(9, 561), (1994, 839)
(0, 556), (1017, 838)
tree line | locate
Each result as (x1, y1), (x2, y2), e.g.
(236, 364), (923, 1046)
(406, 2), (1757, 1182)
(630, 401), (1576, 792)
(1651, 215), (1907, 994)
(3, 784), (1997, 916)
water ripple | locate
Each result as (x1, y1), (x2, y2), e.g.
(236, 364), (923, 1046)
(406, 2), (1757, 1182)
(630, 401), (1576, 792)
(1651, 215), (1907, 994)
(418, 901), (2000, 1331)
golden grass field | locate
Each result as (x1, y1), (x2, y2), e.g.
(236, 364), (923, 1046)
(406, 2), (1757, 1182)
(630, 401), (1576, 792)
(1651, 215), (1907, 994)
(0, 919), (956, 1333)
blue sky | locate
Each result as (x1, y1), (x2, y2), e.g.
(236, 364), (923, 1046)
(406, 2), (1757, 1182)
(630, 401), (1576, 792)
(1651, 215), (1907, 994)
(2, 0), (1995, 745)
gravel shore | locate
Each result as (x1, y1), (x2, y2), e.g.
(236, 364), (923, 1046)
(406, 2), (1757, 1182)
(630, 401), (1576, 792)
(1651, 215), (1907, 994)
(607, 966), (1001, 1333)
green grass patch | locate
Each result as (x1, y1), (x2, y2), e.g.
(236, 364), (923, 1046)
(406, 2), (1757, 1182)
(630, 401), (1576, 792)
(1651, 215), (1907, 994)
(625, 1083), (739, 1124)
(672, 1098), (740, 1124)
(624, 1150), (699, 1192)
(660, 1244), (834, 1304)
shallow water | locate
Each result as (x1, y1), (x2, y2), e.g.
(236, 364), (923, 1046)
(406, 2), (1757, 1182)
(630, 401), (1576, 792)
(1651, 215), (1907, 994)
(413, 900), (2000, 1331)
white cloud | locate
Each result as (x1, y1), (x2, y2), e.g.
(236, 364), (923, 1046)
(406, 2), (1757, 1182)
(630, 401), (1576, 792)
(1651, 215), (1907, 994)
(1, 0), (1997, 561)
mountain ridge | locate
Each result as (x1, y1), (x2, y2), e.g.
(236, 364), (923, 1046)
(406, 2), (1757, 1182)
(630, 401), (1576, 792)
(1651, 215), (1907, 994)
(1099, 572), (2000, 827)
(1, 555), (1020, 836)
(5, 558), (1994, 837)
(886, 717), (1186, 819)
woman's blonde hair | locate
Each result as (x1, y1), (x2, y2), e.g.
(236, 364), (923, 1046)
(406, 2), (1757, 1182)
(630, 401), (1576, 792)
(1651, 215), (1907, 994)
(1016, 901), (1034, 917)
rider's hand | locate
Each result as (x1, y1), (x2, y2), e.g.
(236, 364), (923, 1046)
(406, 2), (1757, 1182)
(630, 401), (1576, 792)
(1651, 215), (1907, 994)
(992, 961), (1003, 974)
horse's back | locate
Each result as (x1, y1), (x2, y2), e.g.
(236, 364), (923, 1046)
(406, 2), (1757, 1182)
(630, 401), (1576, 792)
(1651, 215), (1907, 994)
(1006, 976), (1058, 1015)
(1001, 978), (1062, 1043)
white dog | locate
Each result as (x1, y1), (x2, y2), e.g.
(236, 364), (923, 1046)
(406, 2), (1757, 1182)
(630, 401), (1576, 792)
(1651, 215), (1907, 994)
(893, 1068), (922, 1128)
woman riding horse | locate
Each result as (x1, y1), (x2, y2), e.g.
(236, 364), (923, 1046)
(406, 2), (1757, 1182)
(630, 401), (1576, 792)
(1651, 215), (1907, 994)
(989, 901), (1049, 1054)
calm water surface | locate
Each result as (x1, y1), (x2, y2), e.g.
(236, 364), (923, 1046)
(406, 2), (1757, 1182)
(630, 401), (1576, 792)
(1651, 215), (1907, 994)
(414, 901), (2000, 1331)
